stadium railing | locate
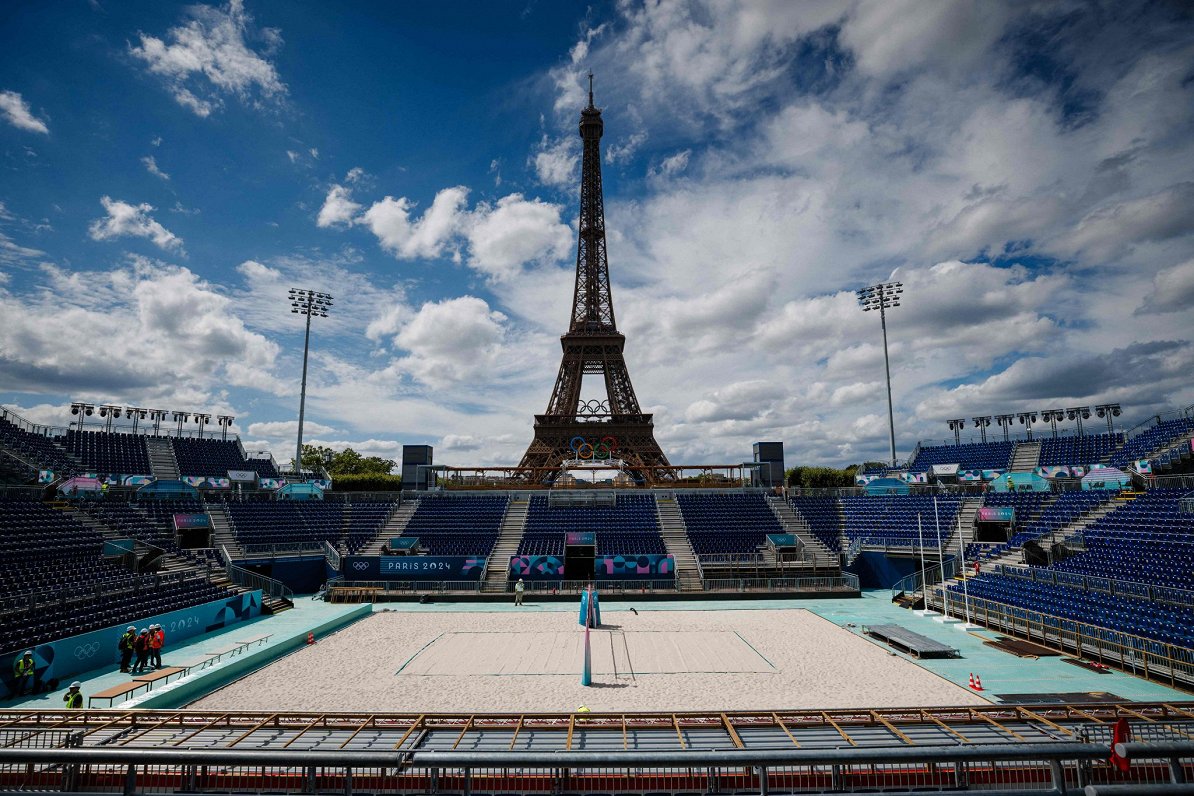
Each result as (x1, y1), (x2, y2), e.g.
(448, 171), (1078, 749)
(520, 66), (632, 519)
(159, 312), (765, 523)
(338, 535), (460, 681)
(218, 546), (293, 604)
(237, 541), (329, 559)
(889, 555), (959, 603)
(995, 564), (1194, 611)
(701, 573), (858, 593)
(927, 590), (1194, 689)
(3, 737), (1190, 795)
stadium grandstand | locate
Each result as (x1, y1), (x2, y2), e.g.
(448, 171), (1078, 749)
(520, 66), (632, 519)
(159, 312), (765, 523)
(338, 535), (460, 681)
(1, 398), (1193, 794)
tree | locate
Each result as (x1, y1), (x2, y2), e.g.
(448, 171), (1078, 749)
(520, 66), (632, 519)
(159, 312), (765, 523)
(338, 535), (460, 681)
(290, 444), (396, 476)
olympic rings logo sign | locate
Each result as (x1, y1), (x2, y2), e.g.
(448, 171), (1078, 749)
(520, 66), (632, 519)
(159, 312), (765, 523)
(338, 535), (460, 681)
(352, 561), (370, 571)
(74, 642), (101, 659)
(569, 435), (619, 460)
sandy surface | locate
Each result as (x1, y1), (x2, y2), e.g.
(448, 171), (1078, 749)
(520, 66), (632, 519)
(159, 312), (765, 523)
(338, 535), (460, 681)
(193, 609), (987, 712)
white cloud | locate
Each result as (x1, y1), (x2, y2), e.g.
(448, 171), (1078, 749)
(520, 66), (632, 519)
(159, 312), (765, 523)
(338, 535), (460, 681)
(360, 186), (468, 260)
(1138, 259), (1194, 315)
(0, 258), (280, 401)
(531, 134), (579, 187)
(316, 184), (362, 228)
(247, 419), (336, 438)
(141, 155), (170, 180)
(653, 149), (691, 177)
(839, 1), (1013, 78)
(129, 0), (286, 117)
(88, 196), (183, 252)
(390, 296), (509, 389)
(0, 90), (49, 134)
(606, 130), (647, 164)
(465, 194), (572, 280)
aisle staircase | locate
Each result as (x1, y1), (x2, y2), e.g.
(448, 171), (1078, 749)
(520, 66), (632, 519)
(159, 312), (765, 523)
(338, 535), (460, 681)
(655, 495), (703, 591)
(482, 496), (529, 593)
(1009, 441), (1041, 471)
(206, 503), (244, 560)
(943, 497), (983, 556)
(359, 499), (420, 556)
(766, 495), (839, 571)
(145, 436), (180, 480)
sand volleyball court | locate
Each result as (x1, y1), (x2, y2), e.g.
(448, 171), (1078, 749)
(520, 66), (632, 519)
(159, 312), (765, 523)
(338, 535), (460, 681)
(192, 608), (986, 713)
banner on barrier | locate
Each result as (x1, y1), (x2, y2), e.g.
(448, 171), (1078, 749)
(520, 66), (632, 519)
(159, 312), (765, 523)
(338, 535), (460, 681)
(342, 555), (486, 580)
(976, 507), (1015, 522)
(510, 555), (565, 578)
(767, 533), (798, 547)
(596, 554), (674, 577)
(227, 470), (257, 482)
(930, 464), (960, 476)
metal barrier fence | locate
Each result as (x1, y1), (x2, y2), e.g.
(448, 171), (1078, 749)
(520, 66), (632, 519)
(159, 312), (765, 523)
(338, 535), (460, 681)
(237, 542), (329, 558)
(928, 591), (1194, 689)
(0, 739), (1191, 794)
(701, 574), (859, 593)
(996, 564), (1194, 611)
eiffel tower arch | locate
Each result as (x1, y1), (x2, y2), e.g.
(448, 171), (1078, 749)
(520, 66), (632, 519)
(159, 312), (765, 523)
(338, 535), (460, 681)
(518, 78), (672, 481)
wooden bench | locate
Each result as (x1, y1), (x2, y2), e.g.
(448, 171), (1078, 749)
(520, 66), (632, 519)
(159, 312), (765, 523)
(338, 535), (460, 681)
(172, 656), (217, 674)
(132, 667), (185, 690)
(203, 643), (247, 661)
(234, 634), (273, 649)
(88, 681), (150, 708)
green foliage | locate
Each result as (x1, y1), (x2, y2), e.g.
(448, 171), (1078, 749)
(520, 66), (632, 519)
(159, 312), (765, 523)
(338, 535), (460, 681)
(786, 465), (857, 488)
(294, 444), (396, 476)
(328, 473), (403, 492)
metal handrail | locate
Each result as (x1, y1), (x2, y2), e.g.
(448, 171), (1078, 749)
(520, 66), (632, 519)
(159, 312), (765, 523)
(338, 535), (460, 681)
(218, 545), (293, 602)
(323, 540), (341, 570)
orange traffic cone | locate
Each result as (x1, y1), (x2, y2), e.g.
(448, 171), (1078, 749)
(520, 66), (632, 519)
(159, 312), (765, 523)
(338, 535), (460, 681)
(969, 672), (983, 691)
(306, 632), (315, 645)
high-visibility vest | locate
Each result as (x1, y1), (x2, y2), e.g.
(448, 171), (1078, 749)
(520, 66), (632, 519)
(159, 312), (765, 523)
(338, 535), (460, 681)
(14, 658), (34, 677)
(63, 691), (82, 709)
(150, 631), (163, 650)
(120, 632), (135, 650)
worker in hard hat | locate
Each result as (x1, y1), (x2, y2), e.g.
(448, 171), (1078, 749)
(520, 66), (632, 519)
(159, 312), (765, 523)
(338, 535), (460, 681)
(63, 682), (83, 709)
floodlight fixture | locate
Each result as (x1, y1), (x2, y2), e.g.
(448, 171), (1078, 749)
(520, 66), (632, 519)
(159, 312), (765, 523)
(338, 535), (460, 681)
(1017, 411), (1038, 441)
(856, 280), (903, 466)
(193, 413), (212, 439)
(1094, 403), (1122, 435)
(287, 288), (334, 477)
(946, 418), (965, 446)
(148, 409), (168, 435)
(1040, 408), (1065, 438)
(994, 414), (1015, 441)
(97, 405), (122, 433)
(172, 411), (190, 436)
(972, 415), (993, 444)
(70, 402), (95, 431)
(125, 407), (148, 434)
(1065, 406), (1092, 437)
(217, 415), (234, 441)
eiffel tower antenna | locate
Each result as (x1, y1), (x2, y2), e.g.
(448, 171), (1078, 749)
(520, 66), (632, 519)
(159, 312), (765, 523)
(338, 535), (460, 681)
(518, 77), (672, 482)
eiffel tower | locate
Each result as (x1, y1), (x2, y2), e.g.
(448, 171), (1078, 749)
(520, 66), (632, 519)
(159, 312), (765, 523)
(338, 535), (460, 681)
(518, 77), (672, 480)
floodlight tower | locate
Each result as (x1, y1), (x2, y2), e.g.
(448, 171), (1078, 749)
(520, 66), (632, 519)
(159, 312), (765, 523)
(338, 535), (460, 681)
(1017, 411), (1038, 441)
(856, 281), (903, 467)
(288, 289), (333, 478)
(972, 416), (992, 444)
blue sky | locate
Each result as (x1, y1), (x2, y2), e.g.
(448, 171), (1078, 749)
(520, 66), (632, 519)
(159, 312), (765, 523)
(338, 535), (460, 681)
(1, 0), (1193, 468)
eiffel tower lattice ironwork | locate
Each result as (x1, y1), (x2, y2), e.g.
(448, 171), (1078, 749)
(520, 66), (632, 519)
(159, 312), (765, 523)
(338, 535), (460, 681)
(518, 77), (672, 480)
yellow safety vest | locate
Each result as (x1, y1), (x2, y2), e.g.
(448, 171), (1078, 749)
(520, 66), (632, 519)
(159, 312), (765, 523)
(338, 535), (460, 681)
(64, 691), (82, 709)
(14, 658), (34, 677)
